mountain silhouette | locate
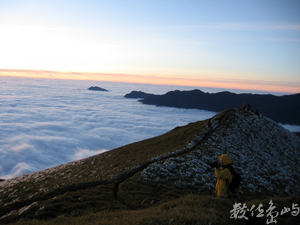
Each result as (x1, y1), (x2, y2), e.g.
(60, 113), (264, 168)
(87, 86), (108, 91)
(124, 91), (155, 98)
(126, 89), (300, 125)
(1, 109), (299, 224)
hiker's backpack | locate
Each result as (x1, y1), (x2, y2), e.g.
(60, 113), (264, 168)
(226, 166), (242, 193)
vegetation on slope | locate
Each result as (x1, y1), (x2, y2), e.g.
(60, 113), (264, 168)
(10, 195), (300, 225)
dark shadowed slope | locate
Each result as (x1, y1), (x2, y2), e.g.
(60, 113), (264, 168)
(1, 108), (299, 224)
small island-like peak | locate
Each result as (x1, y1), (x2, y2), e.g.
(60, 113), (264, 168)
(87, 86), (108, 92)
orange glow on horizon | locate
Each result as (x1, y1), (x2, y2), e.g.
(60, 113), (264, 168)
(1, 68), (299, 94)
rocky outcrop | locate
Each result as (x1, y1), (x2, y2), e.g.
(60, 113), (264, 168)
(138, 109), (300, 196)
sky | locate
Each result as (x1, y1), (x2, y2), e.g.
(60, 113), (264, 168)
(0, 0), (300, 93)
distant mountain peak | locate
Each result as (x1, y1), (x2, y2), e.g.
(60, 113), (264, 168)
(87, 86), (108, 91)
(124, 91), (155, 98)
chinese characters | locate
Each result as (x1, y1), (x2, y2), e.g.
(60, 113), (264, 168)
(230, 200), (299, 224)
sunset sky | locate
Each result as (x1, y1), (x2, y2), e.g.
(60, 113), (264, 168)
(0, 0), (300, 93)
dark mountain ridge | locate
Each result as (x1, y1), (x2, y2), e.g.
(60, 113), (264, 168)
(124, 90), (155, 98)
(125, 89), (300, 125)
(1, 108), (299, 224)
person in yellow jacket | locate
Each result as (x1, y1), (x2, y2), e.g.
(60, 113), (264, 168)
(215, 154), (233, 198)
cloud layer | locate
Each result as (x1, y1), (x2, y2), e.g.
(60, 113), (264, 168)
(0, 77), (218, 179)
(1, 77), (299, 179)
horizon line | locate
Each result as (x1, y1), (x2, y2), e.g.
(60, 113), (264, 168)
(1, 68), (299, 95)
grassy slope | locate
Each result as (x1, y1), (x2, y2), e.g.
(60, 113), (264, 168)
(15, 195), (300, 225)
(0, 117), (209, 223)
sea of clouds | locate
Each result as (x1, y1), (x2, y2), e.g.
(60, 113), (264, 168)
(1, 76), (299, 179)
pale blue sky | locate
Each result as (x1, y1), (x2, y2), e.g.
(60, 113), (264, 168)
(0, 0), (299, 93)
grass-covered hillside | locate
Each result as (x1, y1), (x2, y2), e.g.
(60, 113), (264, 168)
(1, 108), (299, 225)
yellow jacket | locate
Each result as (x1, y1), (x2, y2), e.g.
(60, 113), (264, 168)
(215, 154), (233, 198)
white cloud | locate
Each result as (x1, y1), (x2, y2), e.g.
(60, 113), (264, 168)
(11, 143), (35, 154)
(3, 162), (36, 180)
(71, 149), (108, 161)
(280, 124), (300, 133)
